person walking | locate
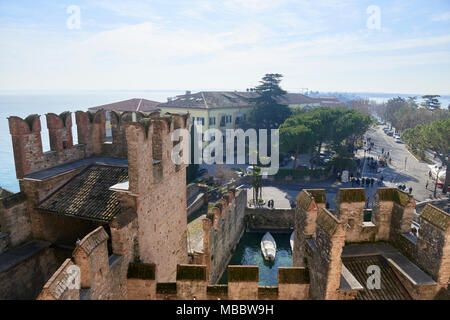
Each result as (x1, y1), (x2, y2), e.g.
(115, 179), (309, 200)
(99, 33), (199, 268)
(426, 181), (429, 189)
(409, 186), (413, 194)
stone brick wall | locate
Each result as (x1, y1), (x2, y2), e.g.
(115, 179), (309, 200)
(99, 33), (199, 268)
(244, 207), (294, 230)
(38, 259), (80, 300)
(309, 208), (345, 300)
(0, 192), (31, 248)
(1, 246), (60, 300)
(416, 205), (450, 288)
(228, 265), (259, 299)
(203, 189), (247, 283)
(108, 111), (134, 158)
(334, 188), (369, 243)
(372, 188), (415, 242)
(75, 110), (106, 156)
(39, 225), (135, 300)
(293, 189), (325, 267)
(46, 112), (74, 152)
(0, 233), (8, 254)
(277, 267), (310, 300)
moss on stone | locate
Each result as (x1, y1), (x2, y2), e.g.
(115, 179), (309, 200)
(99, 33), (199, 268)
(421, 204), (450, 231)
(24, 114), (39, 131)
(258, 286), (278, 297)
(296, 190), (312, 210)
(376, 188), (411, 207)
(316, 208), (340, 236)
(138, 118), (152, 138)
(156, 282), (177, 294)
(278, 267), (310, 284)
(59, 111), (71, 125)
(228, 265), (258, 282)
(207, 285), (228, 295)
(127, 262), (156, 280)
(176, 265), (206, 281)
(338, 188), (366, 203)
(306, 189), (326, 204)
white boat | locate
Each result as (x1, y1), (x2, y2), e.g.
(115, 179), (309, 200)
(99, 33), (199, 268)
(290, 232), (294, 252)
(261, 232), (276, 261)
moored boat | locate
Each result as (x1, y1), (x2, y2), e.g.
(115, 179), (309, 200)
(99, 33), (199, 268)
(261, 232), (276, 261)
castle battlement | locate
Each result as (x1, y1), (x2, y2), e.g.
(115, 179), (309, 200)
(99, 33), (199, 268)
(38, 227), (310, 301)
(7, 110), (190, 182)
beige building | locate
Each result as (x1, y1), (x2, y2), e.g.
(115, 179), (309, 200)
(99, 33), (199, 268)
(157, 91), (323, 133)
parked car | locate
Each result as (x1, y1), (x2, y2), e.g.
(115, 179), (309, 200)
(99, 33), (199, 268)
(395, 137), (402, 143)
(387, 131), (394, 136)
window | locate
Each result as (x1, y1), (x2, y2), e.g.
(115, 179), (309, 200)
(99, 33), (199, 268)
(196, 117), (205, 125)
(225, 115), (232, 123)
(209, 117), (216, 125)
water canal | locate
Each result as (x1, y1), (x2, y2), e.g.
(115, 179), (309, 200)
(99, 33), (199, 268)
(219, 232), (292, 286)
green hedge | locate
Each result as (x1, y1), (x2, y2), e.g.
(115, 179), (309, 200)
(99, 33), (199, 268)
(274, 168), (329, 179)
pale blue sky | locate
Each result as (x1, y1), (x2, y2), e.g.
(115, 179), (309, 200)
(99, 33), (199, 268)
(1, 0), (449, 94)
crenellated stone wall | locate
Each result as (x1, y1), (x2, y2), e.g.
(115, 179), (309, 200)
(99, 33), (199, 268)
(293, 189), (326, 267)
(308, 208), (345, 300)
(416, 205), (450, 288)
(127, 264), (310, 300)
(201, 189), (247, 283)
(38, 222), (137, 300)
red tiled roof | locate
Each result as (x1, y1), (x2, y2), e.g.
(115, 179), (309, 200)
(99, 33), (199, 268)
(89, 98), (161, 112)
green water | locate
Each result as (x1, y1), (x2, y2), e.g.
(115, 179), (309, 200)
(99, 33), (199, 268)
(219, 232), (292, 286)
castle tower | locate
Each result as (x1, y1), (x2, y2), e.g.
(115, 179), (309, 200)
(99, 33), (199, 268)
(125, 114), (190, 282)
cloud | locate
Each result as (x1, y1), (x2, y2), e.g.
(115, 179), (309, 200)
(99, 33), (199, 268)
(1, 0), (450, 93)
(431, 11), (450, 22)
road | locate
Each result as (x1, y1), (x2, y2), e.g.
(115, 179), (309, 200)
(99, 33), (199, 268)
(361, 125), (442, 202)
(243, 125), (445, 209)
